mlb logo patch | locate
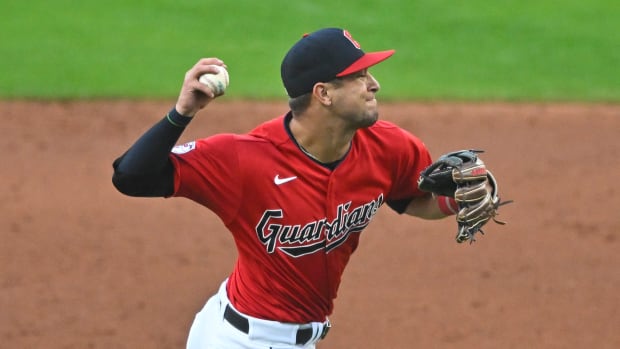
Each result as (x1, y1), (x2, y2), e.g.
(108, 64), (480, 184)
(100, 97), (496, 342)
(172, 141), (196, 154)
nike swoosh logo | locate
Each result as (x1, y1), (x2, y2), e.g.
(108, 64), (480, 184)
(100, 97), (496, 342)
(274, 175), (297, 185)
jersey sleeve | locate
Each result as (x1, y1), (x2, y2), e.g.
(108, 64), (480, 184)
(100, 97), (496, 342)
(168, 134), (242, 224)
(385, 127), (432, 213)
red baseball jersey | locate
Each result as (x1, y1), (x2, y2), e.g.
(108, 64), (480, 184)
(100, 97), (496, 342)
(169, 113), (431, 323)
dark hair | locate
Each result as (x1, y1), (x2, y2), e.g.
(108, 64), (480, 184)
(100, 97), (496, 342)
(288, 93), (312, 115)
(288, 76), (348, 114)
(288, 77), (346, 115)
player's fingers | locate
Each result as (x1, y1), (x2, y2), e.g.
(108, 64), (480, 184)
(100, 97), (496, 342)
(188, 59), (228, 95)
(197, 57), (224, 65)
(195, 58), (226, 72)
(176, 58), (229, 115)
(182, 71), (215, 98)
(187, 59), (222, 79)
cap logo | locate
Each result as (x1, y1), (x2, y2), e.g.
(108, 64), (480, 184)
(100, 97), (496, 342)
(343, 30), (361, 49)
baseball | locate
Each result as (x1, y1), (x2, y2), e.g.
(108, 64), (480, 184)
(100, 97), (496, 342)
(199, 65), (229, 96)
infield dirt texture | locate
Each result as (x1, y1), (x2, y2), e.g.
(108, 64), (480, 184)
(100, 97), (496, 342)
(2, 100), (619, 348)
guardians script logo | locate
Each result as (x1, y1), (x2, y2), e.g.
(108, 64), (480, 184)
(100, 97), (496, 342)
(255, 194), (384, 257)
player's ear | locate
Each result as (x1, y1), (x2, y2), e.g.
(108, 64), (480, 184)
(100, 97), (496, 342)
(312, 83), (332, 106)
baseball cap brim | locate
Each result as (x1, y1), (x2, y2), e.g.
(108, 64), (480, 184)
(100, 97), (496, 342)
(336, 49), (396, 77)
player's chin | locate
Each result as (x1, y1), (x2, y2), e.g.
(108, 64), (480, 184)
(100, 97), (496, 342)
(359, 111), (379, 127)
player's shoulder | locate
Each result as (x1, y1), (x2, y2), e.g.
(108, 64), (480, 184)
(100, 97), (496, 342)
(245, 114), (290, 145)
(354, 120), (428, 158)
(202, 115), (287, 144)
(368, 119), (403, 133)
(362, 120), (420, 143)
(189, 133), (269, 153)
(372, 119), (400, 129)
(174, 115), (285, 158)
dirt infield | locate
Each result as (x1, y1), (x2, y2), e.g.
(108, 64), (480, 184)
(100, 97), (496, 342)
(2, 100), (619, 349)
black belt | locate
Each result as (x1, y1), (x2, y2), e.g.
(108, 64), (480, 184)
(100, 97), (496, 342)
(223, 304), (330, 345)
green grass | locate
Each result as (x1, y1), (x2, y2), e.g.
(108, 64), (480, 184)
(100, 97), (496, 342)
(1, 0), (618, 101)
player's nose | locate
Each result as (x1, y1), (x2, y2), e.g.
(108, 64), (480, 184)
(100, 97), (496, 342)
(367, 73), (380, 93)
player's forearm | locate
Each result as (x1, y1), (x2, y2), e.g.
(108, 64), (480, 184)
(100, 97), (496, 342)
(404, 193), (455, 220)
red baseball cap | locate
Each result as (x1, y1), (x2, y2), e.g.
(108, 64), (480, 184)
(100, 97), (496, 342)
(281, 28), (395, 98)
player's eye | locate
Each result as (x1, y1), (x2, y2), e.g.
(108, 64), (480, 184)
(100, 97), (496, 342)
(355, 70), (370, 82)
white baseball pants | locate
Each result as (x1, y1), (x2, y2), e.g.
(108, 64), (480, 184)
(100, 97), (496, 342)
(186, 280), (329, 349)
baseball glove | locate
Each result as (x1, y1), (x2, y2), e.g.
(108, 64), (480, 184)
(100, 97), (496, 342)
(417, 150), (512, 243)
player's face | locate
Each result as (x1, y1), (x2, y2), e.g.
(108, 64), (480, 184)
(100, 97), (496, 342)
(328, 69), (381, 128)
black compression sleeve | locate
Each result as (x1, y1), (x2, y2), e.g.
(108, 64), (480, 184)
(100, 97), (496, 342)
(112, 108), (192, 197)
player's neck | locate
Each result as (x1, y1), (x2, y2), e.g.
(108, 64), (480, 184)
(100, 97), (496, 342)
(289, 114), (353, 163)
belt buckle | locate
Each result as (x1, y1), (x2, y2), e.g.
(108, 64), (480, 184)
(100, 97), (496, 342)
(320, 320), (331, 339)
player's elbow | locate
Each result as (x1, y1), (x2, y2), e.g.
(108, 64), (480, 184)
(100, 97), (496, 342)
(111, 159), (146, 197)
(111, 156), (135, 196)
(112, 170), (139, 196)
(111, 159), (175, 198)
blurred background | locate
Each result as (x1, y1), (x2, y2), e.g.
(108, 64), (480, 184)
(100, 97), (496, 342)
(1, 0), (618, 100)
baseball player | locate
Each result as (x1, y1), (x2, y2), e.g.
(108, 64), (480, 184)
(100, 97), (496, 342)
(112, 27), (504, 348)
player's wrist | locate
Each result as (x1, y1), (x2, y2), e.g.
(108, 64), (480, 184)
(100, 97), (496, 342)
(436, 194), (458, 216)
(166, 107), (193, 128)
